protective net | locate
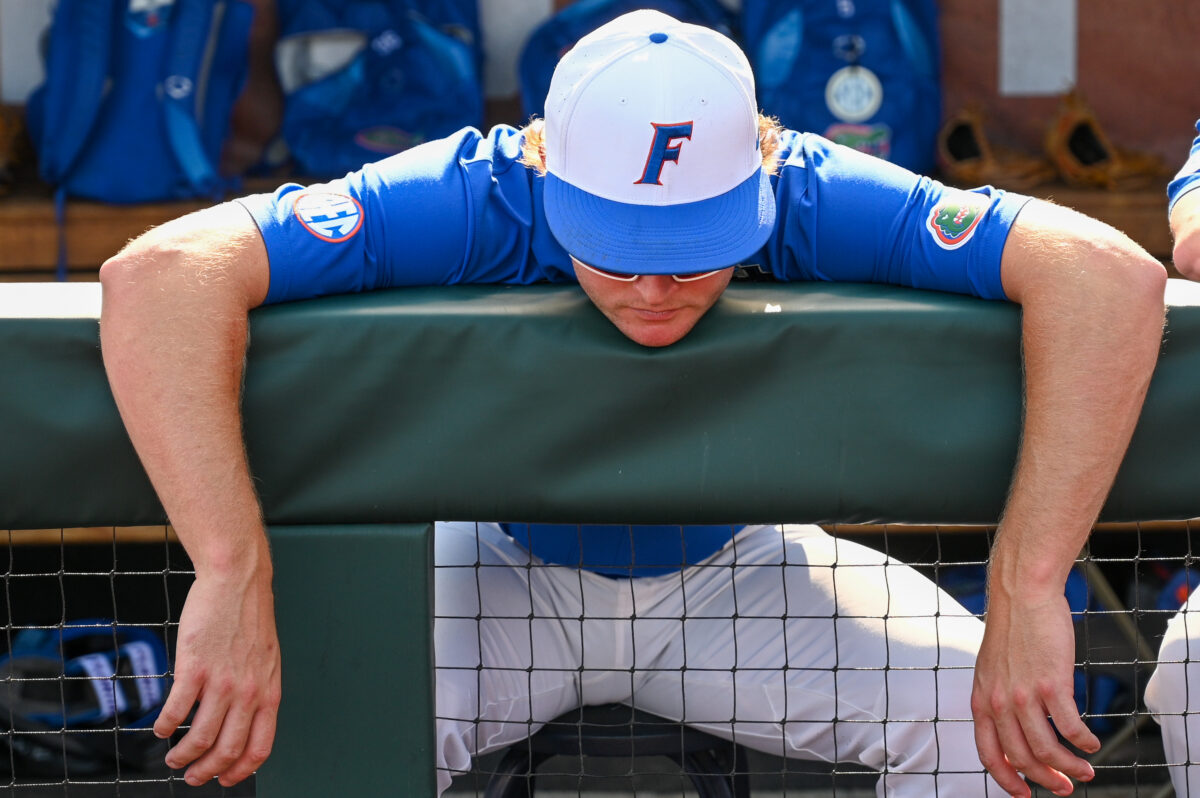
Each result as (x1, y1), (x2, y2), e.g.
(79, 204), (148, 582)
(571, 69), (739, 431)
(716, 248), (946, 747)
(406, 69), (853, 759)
(1, 521), (1191, 796)
(438, 521), (1194, 797)
(0, 527), (249, 797)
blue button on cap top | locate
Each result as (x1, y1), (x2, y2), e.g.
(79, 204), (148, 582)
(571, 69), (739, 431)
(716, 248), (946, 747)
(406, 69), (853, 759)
(649, 32), (668, 43)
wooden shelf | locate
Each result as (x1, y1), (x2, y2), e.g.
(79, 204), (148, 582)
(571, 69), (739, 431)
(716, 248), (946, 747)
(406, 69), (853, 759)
(828, 519), (1197, 536)
(0, 194), (207, 274)
(0, 177), (281, 277)
(2, 526), (178, 545)
(1028, 182), (1173, 261)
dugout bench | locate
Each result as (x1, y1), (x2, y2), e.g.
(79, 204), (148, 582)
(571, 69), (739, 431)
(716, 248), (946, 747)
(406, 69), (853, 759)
(3, 280), (1200, 795)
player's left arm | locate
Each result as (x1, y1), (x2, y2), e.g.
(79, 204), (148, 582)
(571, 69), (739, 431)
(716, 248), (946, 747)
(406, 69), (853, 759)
(970, 198), (1167, 798)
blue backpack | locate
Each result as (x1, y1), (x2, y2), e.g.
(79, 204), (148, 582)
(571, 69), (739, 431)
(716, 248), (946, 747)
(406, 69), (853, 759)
(740, 0), (942, 174)
(517, 0), (736, 121)
(275, 0), (483, 177)
(26, 0), (254, 204)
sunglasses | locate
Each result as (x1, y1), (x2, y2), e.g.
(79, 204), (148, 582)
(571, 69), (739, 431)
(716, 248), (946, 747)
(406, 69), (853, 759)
(573, 258), (725, 283)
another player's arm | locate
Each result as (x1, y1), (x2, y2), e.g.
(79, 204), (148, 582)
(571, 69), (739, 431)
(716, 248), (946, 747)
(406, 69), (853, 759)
(98, 202), (276, 788)
(970, 198), (1167, 797)
(1168, 120), (1200, 282)
(1170, 188), (1200, 280)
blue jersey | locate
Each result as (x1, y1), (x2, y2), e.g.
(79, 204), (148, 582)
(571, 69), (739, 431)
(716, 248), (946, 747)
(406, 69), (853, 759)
(239, 124), (1028, 577)
(1169, 119), (1200, 213)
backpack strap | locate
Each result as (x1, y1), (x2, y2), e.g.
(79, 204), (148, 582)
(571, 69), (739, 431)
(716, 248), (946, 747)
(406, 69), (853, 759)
(746, 3), (804, 93)
(199, 0), (256, 158)
(161, 0), (253, 197)
(162, 0), (228, 197)
(890, 0), (936, 79)
(34, 0), (115, 184)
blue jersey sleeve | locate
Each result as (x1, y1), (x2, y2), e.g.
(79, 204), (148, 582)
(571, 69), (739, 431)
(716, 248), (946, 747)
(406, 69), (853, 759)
(1168, 119), (1200, 214)
(239, 126), (573, 305)
(762, 132), (1028, 300)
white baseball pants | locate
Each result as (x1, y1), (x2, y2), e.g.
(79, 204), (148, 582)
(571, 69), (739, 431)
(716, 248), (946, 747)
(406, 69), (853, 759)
(434, 522), (1005, 796)
(1147, 590), (1200, 796)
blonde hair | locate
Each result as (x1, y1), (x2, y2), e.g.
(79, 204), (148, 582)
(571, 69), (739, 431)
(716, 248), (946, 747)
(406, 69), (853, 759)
(518, 114), (784, 177)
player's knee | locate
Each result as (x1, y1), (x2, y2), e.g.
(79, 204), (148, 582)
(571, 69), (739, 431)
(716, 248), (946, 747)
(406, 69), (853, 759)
(1147, 605), (1200, 716)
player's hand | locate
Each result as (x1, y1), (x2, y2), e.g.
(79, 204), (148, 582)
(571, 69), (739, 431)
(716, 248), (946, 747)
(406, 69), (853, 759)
(154, 568), (282, 787)
(971, 588), (1100, 797)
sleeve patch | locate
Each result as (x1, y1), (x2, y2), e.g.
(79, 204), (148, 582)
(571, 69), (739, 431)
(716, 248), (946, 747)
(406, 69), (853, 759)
(293, 191), (365, 243)
(926, 194), (988, 250)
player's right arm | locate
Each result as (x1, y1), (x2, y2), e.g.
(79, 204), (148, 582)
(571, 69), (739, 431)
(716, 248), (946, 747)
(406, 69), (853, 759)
(98, 124), (553, 788)
(97, 126), (545, 788)
(98, 200), (277, 788)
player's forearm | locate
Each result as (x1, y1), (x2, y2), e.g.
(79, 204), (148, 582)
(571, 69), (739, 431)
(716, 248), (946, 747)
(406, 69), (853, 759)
(99, 204), (272, 578)
(992, 205), (1166, 600)
(1170, 189), (1200, 281)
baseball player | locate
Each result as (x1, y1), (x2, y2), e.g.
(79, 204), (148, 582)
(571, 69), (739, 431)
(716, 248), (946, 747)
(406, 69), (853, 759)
(1144, 117), (1200, 795)
(97, 11), (1166, 797)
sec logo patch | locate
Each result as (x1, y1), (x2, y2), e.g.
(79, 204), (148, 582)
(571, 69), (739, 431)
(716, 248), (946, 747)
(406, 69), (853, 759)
(825, 65), (882, 124)
(926, 196), (987, 250)
(293, 192), (364, 243)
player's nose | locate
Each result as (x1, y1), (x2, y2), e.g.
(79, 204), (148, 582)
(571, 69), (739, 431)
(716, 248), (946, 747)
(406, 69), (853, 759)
(634, 275), (677, 303)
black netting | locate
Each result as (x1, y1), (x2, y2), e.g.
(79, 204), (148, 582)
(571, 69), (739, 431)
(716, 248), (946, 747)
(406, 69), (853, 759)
(438, 522), (1191, 797)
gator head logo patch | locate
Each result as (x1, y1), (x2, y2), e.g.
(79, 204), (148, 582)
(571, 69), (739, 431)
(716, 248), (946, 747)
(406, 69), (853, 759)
(824, 123), (891, 160)
(927, 196), (988, 250)
(293, 192), (364, 243)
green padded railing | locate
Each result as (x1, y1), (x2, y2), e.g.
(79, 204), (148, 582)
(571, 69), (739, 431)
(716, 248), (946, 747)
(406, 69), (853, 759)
(6, 281), (1200, 529)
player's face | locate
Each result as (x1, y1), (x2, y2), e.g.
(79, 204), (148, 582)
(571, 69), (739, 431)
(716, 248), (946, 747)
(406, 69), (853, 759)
(571, 257), (735, 347)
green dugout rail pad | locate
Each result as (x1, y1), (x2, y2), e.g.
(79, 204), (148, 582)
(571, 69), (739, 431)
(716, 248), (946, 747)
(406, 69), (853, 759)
(265, 523), (435, 798)
(2, 280), (1199, 528)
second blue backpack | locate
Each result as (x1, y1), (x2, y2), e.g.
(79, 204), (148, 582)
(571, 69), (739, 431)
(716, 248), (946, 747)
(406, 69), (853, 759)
(741, 0), (942, 174)
(275, 0), (483, 177)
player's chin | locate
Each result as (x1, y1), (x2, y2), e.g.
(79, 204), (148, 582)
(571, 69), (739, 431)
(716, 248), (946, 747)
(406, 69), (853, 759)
(613, 312), (702, 348)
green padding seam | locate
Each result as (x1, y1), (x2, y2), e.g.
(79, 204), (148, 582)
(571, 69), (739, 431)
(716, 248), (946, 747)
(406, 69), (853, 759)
(3, 282), (1199, 527)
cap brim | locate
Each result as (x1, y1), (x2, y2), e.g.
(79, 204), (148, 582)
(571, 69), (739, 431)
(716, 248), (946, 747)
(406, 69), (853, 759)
(544, 168), (776, 275)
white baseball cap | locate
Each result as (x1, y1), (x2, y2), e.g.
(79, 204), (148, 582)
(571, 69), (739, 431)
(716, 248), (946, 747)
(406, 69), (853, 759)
(542, 10), (776, 275)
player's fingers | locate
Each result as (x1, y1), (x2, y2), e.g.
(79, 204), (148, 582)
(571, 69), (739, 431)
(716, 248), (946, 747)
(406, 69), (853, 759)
(183, 688), (258, 787)
(973, 713), (1029, 797)
(1013, 707), (1090, 791)
(1012, 684), (1094, 785)
(164, 685), (232, 776)
(990, 701), (1073, 796)
(1046, 690), (1101, 756)
(153, 676), (199, 740)
(218, 701), (280, 787)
